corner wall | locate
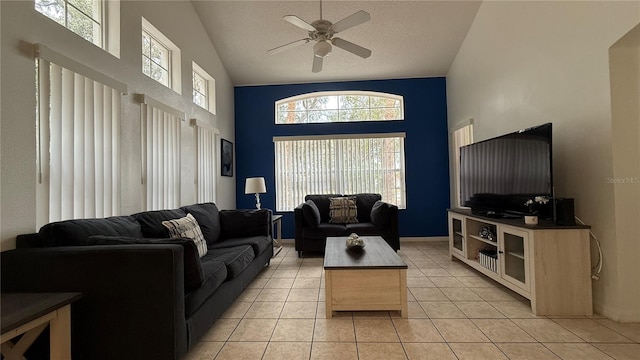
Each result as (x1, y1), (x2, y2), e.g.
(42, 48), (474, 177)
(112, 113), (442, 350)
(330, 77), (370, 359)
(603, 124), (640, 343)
(0, 1), (236, 250)
(447, 1), (640, 321)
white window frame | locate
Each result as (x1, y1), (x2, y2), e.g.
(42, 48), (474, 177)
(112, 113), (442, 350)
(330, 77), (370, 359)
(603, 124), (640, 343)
(273, 133), (407, 212)
(34, 0), (120, 57)
(141, 17), (181, 94)
(275, 91), (404, 124)
(192, 62), (216, 114)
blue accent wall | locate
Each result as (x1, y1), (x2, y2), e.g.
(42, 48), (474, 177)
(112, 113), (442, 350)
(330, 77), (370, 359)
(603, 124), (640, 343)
(234, 77), (450, 240)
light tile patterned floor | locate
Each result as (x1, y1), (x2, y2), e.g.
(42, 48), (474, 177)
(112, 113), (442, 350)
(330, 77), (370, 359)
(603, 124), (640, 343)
(185, 241), (640, 360)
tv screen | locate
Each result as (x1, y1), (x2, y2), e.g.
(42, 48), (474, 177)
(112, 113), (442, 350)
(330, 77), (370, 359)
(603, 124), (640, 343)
(460, 123), (553, 218)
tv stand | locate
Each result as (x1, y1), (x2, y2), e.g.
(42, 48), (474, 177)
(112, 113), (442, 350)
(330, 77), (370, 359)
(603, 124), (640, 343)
(448, 209), (592, 316)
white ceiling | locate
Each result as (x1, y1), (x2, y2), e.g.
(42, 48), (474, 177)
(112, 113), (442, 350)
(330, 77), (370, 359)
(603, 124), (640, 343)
(192, 1), (482, 86)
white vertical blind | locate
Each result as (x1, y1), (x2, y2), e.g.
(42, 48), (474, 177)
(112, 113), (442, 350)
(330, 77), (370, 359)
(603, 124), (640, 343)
(141, 100), (182, 210)
(273, 134), (406, 211)
(37, 59), (122, 226)
(191, 119), (218, 203)
(453, 123), (473, 207)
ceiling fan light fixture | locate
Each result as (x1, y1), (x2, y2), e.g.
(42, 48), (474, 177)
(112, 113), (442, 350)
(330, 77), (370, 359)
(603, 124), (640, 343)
(313, 40), (332, 57)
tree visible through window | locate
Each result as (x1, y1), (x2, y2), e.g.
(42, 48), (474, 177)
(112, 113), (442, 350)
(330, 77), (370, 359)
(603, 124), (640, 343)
(35, 0), (103, 47)
(142, 30), (170, 87)
(276, 91), (404, 124)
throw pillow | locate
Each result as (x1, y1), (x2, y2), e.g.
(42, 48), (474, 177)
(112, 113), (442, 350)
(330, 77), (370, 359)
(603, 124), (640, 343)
(370, 200), (391, 227)
(329, 196), (358, 224)
(162, 214), (208, 257)
(301, 200), (321, 227)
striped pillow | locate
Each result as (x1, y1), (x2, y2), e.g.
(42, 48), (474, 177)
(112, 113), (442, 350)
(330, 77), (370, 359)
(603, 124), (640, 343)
(329, 196), (358, 224)
(162, 214), (208, 257)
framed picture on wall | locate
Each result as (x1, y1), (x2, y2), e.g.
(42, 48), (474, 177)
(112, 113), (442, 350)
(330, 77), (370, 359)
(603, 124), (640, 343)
(221, 138), (233, 177)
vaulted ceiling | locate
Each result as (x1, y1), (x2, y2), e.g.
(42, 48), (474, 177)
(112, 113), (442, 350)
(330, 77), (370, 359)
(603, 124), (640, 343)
(192, 1), (482, 86)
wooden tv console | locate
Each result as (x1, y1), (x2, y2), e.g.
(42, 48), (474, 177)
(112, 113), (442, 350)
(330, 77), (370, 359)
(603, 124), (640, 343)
(448, 209), (593, 316)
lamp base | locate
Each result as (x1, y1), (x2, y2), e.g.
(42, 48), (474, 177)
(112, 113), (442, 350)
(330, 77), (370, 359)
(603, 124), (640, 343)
(254, 193), (261, 210)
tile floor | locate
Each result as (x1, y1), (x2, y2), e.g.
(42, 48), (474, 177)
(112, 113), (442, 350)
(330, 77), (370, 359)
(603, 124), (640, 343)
(184, 241), (640, 360)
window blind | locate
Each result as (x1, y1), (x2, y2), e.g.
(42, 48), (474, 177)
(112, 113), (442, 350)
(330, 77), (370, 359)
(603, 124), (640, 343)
(36, 58), (122, 226)
(191, 119), (219, 203)
(140, 97), (182, 210)
(452, 123), (473, 207)
(273, 134), (406, 212)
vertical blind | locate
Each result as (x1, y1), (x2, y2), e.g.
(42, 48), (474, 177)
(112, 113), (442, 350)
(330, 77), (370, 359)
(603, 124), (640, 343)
(37, 57), (123, 226)
(273, 134), (406, 212)
(191, 119), (218, 203)
(452, 123), (473, 207)
(141, 100), (182, 210)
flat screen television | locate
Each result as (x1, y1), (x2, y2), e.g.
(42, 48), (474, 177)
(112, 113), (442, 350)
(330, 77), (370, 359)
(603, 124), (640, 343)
(459, 123), (553, 218)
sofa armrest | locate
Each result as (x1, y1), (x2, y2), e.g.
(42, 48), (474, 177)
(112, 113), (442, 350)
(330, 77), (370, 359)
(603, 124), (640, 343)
(1, 245), (188, 360)
(219, 209), (272, 240)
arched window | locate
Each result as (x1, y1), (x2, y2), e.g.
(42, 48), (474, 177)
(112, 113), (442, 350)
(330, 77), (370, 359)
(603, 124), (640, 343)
(275, 91), (404, 124)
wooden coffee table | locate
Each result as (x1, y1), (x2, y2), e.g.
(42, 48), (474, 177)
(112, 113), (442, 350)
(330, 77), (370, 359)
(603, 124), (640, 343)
(324, 236), (408, 318)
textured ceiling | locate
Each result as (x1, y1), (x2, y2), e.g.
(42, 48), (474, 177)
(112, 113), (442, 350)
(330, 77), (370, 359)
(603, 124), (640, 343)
(192, 1), (482, 86)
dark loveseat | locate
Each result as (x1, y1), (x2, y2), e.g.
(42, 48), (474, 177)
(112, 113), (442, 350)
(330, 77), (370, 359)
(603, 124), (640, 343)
(294, 193), (399, 257)
(1, 203), (272, 360)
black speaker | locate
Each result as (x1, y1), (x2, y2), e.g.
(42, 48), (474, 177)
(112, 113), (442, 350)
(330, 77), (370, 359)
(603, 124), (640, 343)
(555, 198), (576, 226)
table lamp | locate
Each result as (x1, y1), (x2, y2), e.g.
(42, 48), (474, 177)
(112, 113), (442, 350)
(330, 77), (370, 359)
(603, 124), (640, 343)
(245, 177), (266, 209)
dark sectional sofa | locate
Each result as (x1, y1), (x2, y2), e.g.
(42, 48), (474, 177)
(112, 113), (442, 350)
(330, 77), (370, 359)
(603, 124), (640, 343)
(0, 203), (273, 360)
(294, 193), (399, 257)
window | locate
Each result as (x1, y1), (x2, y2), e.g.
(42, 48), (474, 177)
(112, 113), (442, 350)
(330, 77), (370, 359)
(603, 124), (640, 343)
(191, 119), (219, 202)
(36, 0), (103, 46)
(140, 95), (183, 210)
(452, 121), (474, 208)
(274, 134), (406, 212)
(192, 62), (216, 114)
(34, 0), (120, 57)
(141, 17), (181, 93)
(275, 91), (404, 124)
(35, 44), (127, 227)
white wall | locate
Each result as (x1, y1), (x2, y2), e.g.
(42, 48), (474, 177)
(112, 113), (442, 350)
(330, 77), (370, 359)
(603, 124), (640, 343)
(447, 1), (640, 321)
(0, 1), (236, 250)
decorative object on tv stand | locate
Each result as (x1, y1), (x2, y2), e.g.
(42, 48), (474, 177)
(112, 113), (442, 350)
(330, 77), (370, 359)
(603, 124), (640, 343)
(245, 177), (266, 209)
(524, 195), (550, 225)
(345, 233), (365, 249)
(479, 226), (496, 241)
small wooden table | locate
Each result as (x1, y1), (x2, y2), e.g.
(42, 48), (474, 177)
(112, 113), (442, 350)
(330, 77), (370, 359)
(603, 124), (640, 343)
(1, 292), (82, 360)
(324, 236), (408, 318)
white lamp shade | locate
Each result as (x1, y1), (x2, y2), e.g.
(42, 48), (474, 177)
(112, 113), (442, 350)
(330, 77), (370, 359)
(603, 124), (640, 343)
(245, 177), (266, 194)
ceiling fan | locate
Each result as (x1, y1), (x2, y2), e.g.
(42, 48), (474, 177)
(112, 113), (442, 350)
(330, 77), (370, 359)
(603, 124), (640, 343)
(267, 0), (372, 73)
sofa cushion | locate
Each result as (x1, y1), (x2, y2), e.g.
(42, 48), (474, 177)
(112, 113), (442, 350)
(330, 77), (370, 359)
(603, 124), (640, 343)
(204, 245), (255, 280)
(345, 223), (384, 236)
(210, 236), (272, 256)
(347, 193), (382, 223)
(185, 258), (227, 316)
(162, 214), (208, 257)
(219, 210), (269, 240)
(301, 200), (321, 228)
(132, 209), (187, 239)
(180, 203), (221, 245)
(329, 196), (358, 224)
(86, 235), (204, 293)
(305, 194), (342, 223)
(38, 216), (143, 247)
(370, 200), (392, 228)
(302, 223), (347, 240)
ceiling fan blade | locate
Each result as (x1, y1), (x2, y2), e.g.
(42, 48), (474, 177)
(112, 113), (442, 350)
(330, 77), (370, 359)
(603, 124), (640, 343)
(332, 38), (372, 59)
(283, 15), (316, 32)
(312, 55), (323, 73)
(267, 38), (310, 55)
(331, 10), (370, 33)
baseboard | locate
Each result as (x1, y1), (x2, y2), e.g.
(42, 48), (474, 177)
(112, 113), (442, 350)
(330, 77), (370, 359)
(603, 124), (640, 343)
(400, 236), (448, 243)
(594, 301), (640, 322)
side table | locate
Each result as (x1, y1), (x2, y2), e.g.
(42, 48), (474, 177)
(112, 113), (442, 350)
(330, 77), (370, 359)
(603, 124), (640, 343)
(272, 214), (283, 257)
(1, 292), (82, 360)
